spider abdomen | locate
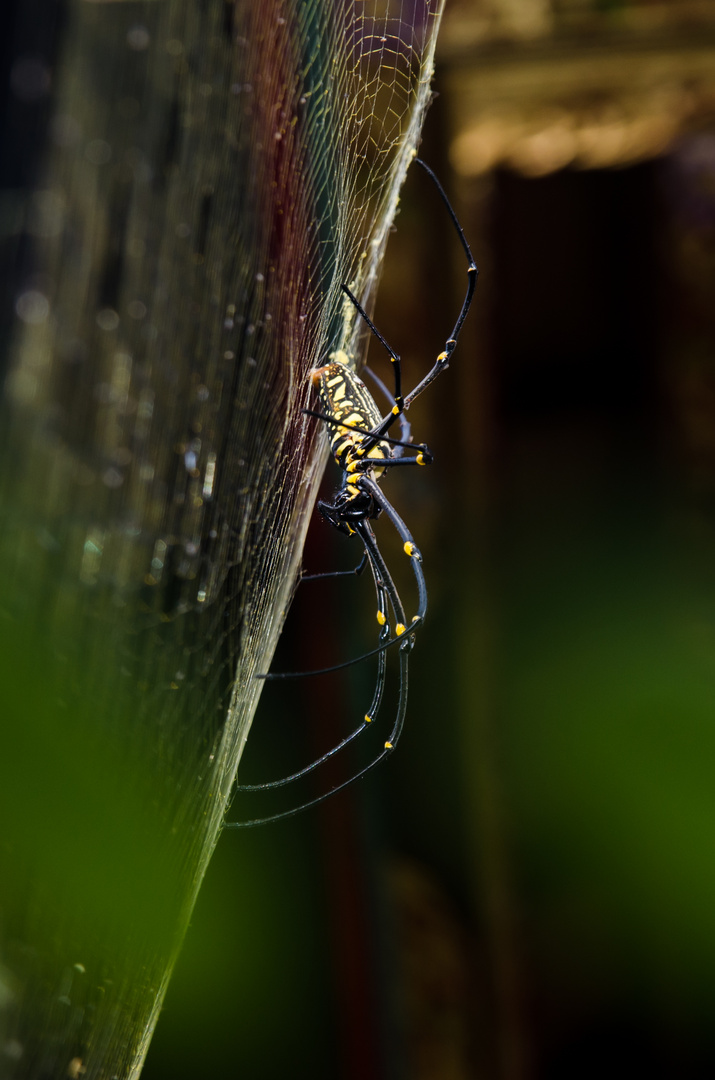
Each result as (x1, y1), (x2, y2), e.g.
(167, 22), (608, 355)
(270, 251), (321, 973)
(310, 362), (392, 476)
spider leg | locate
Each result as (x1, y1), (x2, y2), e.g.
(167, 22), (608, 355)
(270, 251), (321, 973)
(363, 364), (411, 455)
(403, 159), (478, 409)
(234, 544), (389, 797)
(342, 283), (403, 417)
(301, 550), (368, 582)
(358, 475), (427, 626)
(349, 451), (432, 472)
(302, 408), (426, 459)
(256, 620), (414, 679)
(226, 521), (411, 827)
(259, 477), (426, 681)
(342, 157), (478, 446)
(226, 646), (407, 827)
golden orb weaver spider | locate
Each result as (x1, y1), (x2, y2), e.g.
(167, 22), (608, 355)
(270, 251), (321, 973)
(226, 158), (477, 827)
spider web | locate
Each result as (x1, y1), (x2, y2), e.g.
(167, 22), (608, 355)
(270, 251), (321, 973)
(0, 1), (446, 1076)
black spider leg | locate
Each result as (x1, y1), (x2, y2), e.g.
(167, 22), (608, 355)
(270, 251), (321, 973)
(358, 474), (427, 624)
(341, 283), (402, 451)
(258, 482), (426, 679)
(403, 158), (478, 410)
(256, 620), (413, 679)
(341, 156), (478, 449)
(301, 551), (368, 583)
(225, 519), (410, 828)
(302, 408), (429, 461)
(235, 544), (390, 796)
(363, 364), (411, 456)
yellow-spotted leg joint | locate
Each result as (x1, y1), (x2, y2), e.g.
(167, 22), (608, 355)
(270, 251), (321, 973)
(403, 541), (422, 562)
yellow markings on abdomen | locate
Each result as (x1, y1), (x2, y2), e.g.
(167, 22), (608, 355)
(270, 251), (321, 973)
(311, 362), (393, 471)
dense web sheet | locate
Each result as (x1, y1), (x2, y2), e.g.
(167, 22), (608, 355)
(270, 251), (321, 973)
(0, 1), (445, 1076)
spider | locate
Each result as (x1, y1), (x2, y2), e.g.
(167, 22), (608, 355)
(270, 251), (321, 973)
(226, 157), (477, 827)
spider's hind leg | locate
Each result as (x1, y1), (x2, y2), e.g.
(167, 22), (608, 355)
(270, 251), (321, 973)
(229, 539), (391, 819)
(300, 550), (368, 583)
(226, 521), (413, 828)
